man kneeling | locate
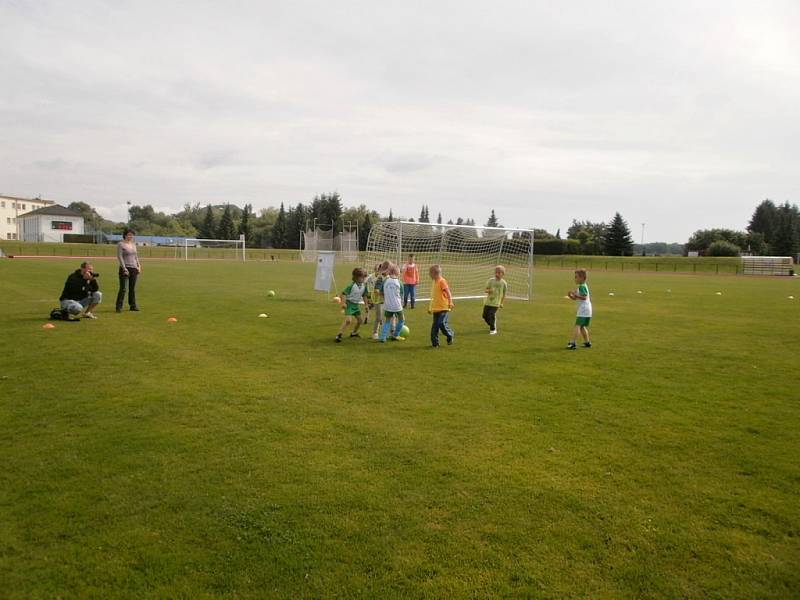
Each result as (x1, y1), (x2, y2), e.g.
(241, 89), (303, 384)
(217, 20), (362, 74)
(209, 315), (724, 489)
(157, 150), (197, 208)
(60, 262), (102, 319)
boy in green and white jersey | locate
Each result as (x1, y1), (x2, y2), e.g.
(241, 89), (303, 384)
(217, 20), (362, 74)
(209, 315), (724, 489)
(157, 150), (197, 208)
(335, 267), (368, 343)
(483, 265), (508, 335)
(566, 269), (592, 349)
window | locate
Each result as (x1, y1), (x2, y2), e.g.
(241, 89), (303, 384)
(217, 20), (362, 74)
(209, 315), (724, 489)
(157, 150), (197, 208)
(1, 201), (5, 208)
(6, 217), (10, 224)
(6, 233), (10, 240)
(22, 204), (26, 210)
(51, 221), (73, 231)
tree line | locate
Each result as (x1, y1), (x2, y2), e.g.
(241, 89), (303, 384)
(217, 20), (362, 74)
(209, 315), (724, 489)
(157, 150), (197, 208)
(66, 195), (798, 257)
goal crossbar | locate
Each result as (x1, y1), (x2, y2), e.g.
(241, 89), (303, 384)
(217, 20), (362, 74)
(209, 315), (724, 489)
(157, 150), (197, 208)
(184, 238), (246, 261)
(365, 221), (534, 301)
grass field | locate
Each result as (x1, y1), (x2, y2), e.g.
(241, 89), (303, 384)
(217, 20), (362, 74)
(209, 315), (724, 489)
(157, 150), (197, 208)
(1, 258), (799, 598)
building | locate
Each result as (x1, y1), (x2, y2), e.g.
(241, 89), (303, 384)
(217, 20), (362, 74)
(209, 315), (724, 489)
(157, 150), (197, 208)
(18, 204), (85, 243)
(0, 195), (55, 240)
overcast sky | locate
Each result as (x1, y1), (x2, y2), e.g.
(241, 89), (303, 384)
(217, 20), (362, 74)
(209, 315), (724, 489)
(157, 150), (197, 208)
(2, 1), (798, 242)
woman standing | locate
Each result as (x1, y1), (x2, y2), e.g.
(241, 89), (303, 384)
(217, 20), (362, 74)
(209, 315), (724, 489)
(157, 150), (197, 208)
(116, 228), (142, 312)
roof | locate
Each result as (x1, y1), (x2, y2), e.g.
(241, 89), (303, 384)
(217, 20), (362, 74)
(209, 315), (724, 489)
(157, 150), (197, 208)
(0, 194), (55, 205)
(18, 204), (84, 218)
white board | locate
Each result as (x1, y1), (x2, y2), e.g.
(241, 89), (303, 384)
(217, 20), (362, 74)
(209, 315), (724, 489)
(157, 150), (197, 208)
(314, 251), (336, 292)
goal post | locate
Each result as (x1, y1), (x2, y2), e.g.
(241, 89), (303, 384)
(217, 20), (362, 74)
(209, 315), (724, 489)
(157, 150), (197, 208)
(365, 221), (534, 301)
(184, 237), (246, 261)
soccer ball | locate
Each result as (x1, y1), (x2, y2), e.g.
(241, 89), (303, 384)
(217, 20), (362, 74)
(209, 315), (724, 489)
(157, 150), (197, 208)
(267, 290), (276, 297)
(400, 325), (410, 337)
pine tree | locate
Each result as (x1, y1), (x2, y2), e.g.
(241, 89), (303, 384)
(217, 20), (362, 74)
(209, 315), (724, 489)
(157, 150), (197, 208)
(486, 210), (499, 227)
(447, 219), (454, 225)
(199, 205), (216, 239)
(272, 203), (287, 248)
(437, 212), (442, 224)
(238, 204), (252, 245)
(772, 202), (799, 256)
(604, 212), (635, 256)
(748, 199), (778, 248)
(420, 205), (427, 222)
(216, 204), (236, 240)
(388, 209), (394, 221)
(556, 228), (561, 239)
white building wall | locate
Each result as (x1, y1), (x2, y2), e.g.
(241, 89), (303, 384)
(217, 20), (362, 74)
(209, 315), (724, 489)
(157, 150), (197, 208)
(0, 197), (54, 240)
(20, 214), (84, 243)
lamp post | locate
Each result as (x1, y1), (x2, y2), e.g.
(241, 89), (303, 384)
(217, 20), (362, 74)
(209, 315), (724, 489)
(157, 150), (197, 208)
(641, 223), (646, 256)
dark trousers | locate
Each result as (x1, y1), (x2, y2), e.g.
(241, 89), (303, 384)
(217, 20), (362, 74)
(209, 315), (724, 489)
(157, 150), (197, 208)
(430, 311), (454, 346)
(482, 305), (498, 331)
(116, 267), (139, 309)
(403, 284), (416, 308)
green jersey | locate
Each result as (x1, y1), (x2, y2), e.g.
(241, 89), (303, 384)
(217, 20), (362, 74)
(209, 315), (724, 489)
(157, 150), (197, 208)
(484, 278), (508, 307)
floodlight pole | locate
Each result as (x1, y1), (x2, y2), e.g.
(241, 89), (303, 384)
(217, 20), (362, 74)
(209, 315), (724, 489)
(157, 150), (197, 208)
(641, 223), (646, 256)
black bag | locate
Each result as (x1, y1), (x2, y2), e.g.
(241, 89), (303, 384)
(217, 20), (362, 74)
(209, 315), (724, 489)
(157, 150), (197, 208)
(49, 308), (69, 320)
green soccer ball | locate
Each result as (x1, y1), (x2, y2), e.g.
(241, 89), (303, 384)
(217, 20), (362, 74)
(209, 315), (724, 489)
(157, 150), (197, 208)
(400, 325), (410, 337)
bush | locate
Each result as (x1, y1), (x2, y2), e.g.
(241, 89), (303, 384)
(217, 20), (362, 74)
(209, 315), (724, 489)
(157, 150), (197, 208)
(706, 240), (741, 257)
(533, 239), (565, 255)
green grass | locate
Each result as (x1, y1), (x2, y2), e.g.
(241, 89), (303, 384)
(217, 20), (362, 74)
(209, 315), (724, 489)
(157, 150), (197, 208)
(1, 258), (798, 598)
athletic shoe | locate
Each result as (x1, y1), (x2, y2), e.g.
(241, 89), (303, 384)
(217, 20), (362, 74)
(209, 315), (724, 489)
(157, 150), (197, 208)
(372, 333), (379, 340)
(115, 308), (122, 313)
(489, 329), (497, 335)
(395, 336), (406, 341)
(83, 312), (97, 319)
(447, 336), (454, 346)
(350, 332), (360, 338)
(335, 334), (342, 343)
(130, 306), (140, 311)
(67, 313), (81, 321)
(583, 342), (592, 348)
(566, 342), (577, 350)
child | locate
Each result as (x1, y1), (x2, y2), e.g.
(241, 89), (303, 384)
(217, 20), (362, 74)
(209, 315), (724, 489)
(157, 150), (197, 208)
(335, 267), (368, 343)
(566, 269), (592, 349)
(371, 261), (389, 339)
(428, 264), (454, 347)
(364, 267), (377, 324)
(401, 253), (419, 309)
(483, 265), (508, 335)
(379, 264), (406, 342)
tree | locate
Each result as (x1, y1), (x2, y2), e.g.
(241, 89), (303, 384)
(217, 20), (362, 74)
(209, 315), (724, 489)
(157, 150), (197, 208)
(748, 199), (778, 248)
(772, 202), (800, 257)
(532, 228), (555, 240)
(216, 204), (236, 240)
(437, 212), (443, 225)
(388, 209), (393, 221)
(555, 228), (561, 239)
(706, 240), (741, 257)
(238, 204), (253, 245)
(271, 203), (287, 248)
(604, 213), (635, 256)
(199, 205), (216, 239)
(419, 205), (428, 223)
(455, 217), (464, 226)
(686, 229), (749, 255)
(486, 210), (499, 227)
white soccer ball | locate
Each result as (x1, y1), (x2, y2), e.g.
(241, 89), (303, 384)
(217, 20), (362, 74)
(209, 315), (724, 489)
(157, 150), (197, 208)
(258, 313), (268, 318)
(716, 292), (723, 295)
(637, 290), (643, 294)
(789, 296), (795, 300)
(608, 292), (615, 296)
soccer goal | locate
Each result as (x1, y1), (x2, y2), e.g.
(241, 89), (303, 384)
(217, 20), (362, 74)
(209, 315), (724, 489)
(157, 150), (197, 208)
(364, 221), (534, 301)
(741, 256), (794, 276)
(300, 226), (359, 262)
(184, 237), (246, 261)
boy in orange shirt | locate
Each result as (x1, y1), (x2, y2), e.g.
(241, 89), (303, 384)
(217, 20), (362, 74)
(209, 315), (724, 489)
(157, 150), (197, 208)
(428, 264), (454, 347)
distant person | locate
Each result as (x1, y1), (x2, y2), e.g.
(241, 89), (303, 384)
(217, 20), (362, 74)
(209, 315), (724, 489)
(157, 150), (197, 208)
(116, 228), (142, 312)
(401, 253), (419, 308)
(335, 267), (368, 343)
(483, 265), (508, 335)
(59, 261), (102, 320)
(379, 264), (406, 342)
(428, 264), (454, 347)
(566, 269), (592, 349)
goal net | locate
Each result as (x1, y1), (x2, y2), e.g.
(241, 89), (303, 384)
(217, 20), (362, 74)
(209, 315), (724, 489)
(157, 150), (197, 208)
(741, 256), (794, 276)
(301, 227), (359, 262)
(364, 221), (534, 300)
(184, 238), (246, 261)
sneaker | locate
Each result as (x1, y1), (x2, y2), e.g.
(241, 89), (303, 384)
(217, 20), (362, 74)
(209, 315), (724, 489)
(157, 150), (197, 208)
(372, 333), (379, 340)
(67, 313), (81, 321)
(447, 336), (454, 346)
(566, 342), (577, 350)
(489, 329), (497, 335)
(130, 306), (140, 311)
(349, 332), (360, 338)
(83, 311), (97, 319)
(583, 342), (592, 348)
(335, 334), (343, 343)
(115, 307), (122, 313)
(395, 336), (406, 341)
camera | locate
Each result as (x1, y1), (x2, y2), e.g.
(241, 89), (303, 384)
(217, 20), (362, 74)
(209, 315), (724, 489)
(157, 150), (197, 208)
(90, 272), (100, 278)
